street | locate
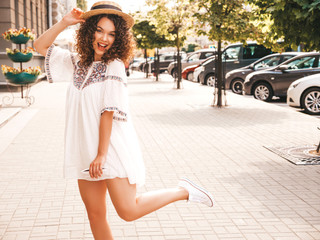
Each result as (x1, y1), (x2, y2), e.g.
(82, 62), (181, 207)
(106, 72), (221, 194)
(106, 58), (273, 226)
(0, 71), (319, 239)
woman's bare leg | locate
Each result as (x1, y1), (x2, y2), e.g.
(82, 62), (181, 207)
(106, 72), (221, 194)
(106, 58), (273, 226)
(106, 178), (188, 221)
(78, 180), (113, 240)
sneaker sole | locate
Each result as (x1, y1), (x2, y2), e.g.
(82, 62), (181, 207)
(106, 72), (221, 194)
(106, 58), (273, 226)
(181, 178), (214, 207)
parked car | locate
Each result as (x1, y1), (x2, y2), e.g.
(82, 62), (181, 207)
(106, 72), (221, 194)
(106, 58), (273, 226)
(167, 48), (216, 77)
(225, 52), (301, 94)
(130, 58), (145, 71)
(199, 42), (273, 86)
(243, 52), (320, 101)
(287, 73), (320, 115)
(193, 56), (215, 83)
(151, 52), (187, 73)
(182, 64), (199, 81)
(138, 58), (151, 72)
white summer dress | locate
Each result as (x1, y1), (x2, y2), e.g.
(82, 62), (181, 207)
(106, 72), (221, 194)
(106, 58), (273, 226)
(45, 45), (145, 186)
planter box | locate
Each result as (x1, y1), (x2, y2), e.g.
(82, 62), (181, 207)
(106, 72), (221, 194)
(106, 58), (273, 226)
(10, 34), (30, 44)
(4, 72), (38, 84)
(7, 52), (33, 62)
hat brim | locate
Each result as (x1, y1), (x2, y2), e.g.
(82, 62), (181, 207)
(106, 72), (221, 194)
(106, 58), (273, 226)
(81, 9), (134, 28)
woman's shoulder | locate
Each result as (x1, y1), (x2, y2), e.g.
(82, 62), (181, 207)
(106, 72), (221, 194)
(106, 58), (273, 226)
(107, 59), (125, 69)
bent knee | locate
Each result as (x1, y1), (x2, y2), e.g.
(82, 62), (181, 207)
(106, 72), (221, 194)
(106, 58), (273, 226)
(116, 206), (137, 222)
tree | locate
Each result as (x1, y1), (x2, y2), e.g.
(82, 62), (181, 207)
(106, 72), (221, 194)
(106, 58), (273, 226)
(132, 18), (174, 79)
(248, 0), (320, 51)
(191, 0), (263, 107)
(77, 0), (87, 11)
(147, 0), (197, 89)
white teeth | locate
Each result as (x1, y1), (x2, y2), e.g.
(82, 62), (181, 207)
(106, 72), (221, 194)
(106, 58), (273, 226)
(99, 43), (107, 47)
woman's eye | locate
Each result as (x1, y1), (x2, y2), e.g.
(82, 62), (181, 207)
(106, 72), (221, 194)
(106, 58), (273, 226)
(96, 29), (102, 33)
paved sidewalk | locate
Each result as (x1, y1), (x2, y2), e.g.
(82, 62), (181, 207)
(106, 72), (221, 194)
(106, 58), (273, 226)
(0, 72), (319, 240)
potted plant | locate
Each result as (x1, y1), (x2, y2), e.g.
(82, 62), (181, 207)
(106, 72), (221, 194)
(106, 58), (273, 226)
(1, 65), (41, 84)
(2, 27), (36, 44)
(6, 47), (35, 62)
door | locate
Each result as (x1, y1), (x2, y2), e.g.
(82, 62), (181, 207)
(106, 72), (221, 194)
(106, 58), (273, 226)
(160, 55), (174, 70)
(222, 46), (241, 72)
(273, 55), (319, 95)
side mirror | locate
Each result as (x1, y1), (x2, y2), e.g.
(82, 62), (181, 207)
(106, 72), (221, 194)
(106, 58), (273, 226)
(278, 65), (289, 71)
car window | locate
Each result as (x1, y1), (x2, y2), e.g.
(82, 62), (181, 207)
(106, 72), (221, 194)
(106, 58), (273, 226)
(282, 55), (294, 62)
(188, 52), (201, 61)
(243, 45), (272, 59)
(287, 56), (317, 70)
(254, 56), (281, 70)
(223, 46), (241, 61)
(201, 52), (215, 59)
(164, 56), (173, 61)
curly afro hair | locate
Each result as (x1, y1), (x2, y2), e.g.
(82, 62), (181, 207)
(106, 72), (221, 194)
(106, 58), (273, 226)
(75, 14), (135, 67)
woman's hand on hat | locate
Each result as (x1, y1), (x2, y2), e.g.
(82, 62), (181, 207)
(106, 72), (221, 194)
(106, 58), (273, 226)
(62, 8), (85, 26)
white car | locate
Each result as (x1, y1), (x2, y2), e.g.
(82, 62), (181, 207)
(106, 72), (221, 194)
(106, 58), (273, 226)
(287, 73), (320, 115)
(193, 66), (203, 83)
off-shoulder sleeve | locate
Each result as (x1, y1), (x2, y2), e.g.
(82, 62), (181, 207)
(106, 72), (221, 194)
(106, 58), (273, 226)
(45, 45), (75, 83)
(101, 60), (128, 122)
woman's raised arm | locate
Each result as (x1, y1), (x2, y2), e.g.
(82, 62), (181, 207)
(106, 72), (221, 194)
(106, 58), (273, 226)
(34, 8), (85, 56)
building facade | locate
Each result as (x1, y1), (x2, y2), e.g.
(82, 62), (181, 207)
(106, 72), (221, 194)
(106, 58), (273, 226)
(0, 0), (76, 83)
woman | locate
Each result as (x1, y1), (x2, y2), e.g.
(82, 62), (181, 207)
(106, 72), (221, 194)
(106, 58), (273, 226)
(34, 1), (214, 239)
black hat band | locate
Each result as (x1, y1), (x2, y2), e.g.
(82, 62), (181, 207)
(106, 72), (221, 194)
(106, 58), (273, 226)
(91, 4), (122, 12)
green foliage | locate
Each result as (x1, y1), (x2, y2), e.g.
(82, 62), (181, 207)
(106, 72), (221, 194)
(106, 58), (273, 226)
(191, 0), (263, 43)
(248, 0), (320, 51)
(186, 43), (200, 52)
(132, 19), (175, 50)
(77, 0), (87, 11)
(146, 0), (197, 47)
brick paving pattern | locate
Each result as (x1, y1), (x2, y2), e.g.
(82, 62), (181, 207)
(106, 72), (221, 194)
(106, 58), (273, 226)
(0, 72), (319, 239)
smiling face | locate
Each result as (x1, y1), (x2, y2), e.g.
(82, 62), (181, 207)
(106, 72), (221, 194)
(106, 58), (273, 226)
(92, 17), (116, 61)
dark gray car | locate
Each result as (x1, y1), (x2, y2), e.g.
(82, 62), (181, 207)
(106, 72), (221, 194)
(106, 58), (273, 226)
(150, 52), (187, 73)
(225, 52), (301, 94)
(199, 43), (273, 85)
(243, 52), (320, 101)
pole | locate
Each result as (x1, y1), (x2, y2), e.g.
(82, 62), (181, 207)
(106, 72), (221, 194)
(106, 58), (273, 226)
(155, 48), (159, 81)
(216, 39), (222, 107)
(177, 30), (181, 89)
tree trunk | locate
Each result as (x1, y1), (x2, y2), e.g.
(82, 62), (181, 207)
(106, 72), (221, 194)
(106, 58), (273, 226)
(155, 48), (160, 81)
(176, 30), (181, 89)
(144, 49), (148, 78)
(216, 39), (222, 107)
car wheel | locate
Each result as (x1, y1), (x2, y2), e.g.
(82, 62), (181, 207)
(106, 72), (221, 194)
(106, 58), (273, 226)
(187, 72), (193, 81)
(231, 78), (244, 94)
(205, 74), (215, 86)
(253, 83), (273, 101)
(301, 87), (320, 115)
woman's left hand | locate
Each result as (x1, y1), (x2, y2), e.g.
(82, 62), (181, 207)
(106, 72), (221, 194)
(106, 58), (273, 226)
(89, 155), (106, 178)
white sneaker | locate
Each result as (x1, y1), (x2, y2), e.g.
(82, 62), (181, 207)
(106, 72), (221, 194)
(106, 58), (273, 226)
(178, 178), (214, 207)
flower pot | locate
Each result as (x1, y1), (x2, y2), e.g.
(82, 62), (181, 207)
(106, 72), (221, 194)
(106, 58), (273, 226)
(10, 34), (30, 44)
(5, 72), (38, 84)
(7, 52), (33, 62)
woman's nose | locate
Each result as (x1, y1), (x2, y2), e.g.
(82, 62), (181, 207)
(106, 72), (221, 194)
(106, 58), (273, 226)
(101, 33), (108, 42)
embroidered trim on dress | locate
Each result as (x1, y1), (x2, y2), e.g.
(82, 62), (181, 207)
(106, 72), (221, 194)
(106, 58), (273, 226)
(82, 63), (107, 89)
(45, 45), (55, 83)
(103, 75), (127, 87)
(101, 107), (127, 122)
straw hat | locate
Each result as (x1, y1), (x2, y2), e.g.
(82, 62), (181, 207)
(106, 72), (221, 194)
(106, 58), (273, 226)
(81, 1), (134, 28)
